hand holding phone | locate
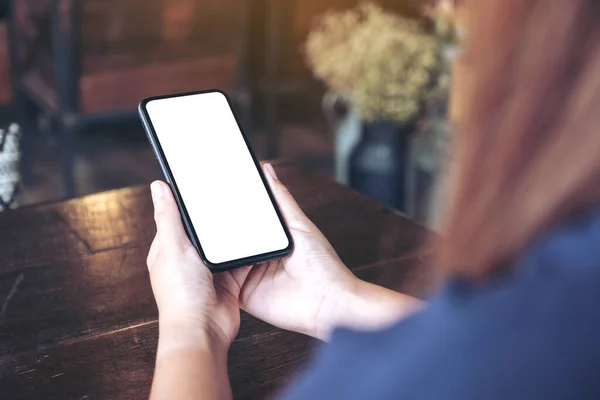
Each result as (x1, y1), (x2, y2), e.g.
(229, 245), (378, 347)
(139, 90), (293, 271)
(147, 161), (359, 345)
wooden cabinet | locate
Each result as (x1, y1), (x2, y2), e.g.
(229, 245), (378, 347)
(11, 0), (249, 114)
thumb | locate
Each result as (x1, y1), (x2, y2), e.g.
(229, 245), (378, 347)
(263, 163), (310, 227)
(150, 181), (187, 248)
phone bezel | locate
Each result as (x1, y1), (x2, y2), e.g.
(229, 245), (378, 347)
(138, 89), (294, 272)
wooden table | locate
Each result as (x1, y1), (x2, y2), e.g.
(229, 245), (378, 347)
(0, 160), (432, 399)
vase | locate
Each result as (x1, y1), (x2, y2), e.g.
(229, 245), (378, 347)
(322, 92), (362, 185)
(349, 121), (414, 211)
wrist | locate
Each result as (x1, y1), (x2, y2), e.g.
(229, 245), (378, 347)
(313, 275), (363, 340)
(317, 277), (422, 340)
(157, 318), (230, 360)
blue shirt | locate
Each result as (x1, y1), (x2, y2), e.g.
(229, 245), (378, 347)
(283, 208), (600, 399)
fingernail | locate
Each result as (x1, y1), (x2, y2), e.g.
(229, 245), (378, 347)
(150, 181), (166, 206)
(265, 163), (278, 181)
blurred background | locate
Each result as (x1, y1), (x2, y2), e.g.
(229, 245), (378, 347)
(0, 0), (464, 227)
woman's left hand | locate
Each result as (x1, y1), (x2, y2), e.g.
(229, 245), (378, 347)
(147, 181), (250, 352)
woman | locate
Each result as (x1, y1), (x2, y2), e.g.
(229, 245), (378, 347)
(147, 0), (600, 398)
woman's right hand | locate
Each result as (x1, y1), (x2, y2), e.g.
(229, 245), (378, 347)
(231, 164), (421, 341)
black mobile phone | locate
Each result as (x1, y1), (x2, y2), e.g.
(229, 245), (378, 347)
(138, 89), (293, 272)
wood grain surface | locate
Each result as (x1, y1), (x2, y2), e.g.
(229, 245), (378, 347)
(0, 160), (432, 399)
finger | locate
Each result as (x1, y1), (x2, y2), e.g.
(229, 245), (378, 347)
(263, 163), (310, 226)
(150, 181), (187, 247)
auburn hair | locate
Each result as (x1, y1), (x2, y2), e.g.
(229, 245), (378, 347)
(437, 0), (600, 277)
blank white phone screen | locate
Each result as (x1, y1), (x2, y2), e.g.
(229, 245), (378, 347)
(145, 92), (289, 265)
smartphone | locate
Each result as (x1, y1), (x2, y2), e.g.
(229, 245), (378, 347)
(138, 90), (293, 271)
